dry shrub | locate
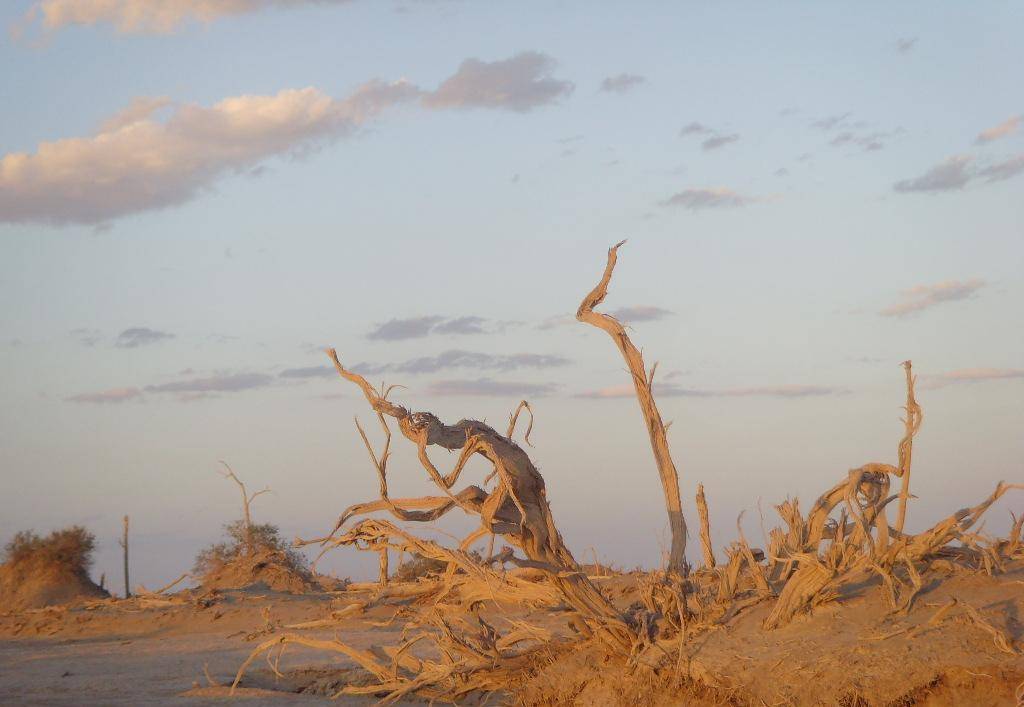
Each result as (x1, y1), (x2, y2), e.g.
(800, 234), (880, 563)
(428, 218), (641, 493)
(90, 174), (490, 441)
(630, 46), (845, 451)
(393, 549), (483, 582)
(194, 521), (313, 593)
(0, 526), (108, 610)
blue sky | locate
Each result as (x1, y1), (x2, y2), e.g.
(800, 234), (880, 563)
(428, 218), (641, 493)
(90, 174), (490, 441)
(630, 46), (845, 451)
(1, 1), (1022, 587)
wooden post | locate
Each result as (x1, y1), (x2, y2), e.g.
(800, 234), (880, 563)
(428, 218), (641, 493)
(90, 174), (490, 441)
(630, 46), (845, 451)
(119, 515), (130, 598)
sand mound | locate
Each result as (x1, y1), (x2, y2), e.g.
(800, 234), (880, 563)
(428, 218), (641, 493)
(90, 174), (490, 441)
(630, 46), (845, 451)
(0, 560), (109, 611)
(0, 527), (108, 611)
(198, 549), (315, 594)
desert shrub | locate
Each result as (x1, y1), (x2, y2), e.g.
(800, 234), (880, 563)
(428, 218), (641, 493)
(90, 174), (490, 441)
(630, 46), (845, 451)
(3, 526), (96, 573)
(394, 550), (483, 582)
(193, 520), (307, 576)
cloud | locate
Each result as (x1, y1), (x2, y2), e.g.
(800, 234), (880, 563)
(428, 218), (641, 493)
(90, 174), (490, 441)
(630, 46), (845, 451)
(810, 112), (852, 130)
(894, 153), (1024, 193)
(921, 368), (1024, 389)
(829, 129), (899, 152)
(432, 316), (488, 335)
(65, 386), (142, 404)
(896, 37), (917, 53)
(422, 52), (573, 112)
(975, 115), (1021, 144)
(607, 306), (673, 322)
(98, 95), (172, 132)
(26, 0), (356, 34)
(701, 134), (739, 151)
(145, 372), (273, 393)
(366, 315), (446, 341)
(893, 155), (973, 193)
(679, 122), (739, 151)
(70, 327), (102, 347)
(535, 315), (574, 331)
(879, 279), (985, 317)
(599, 73), (645, 94)
(365, 349), (570, 375)
(679, 122), (712, 137)
(0, 82), (418, 225)
(115, 327), (175, 348)
(576, 383), (841, 399)
(424, 378), (559, 397)
(366, 315), (512, 340)
(976, 154), (1024, 183)
(660, 188), (755, 211)
(279, 365), (334, 379)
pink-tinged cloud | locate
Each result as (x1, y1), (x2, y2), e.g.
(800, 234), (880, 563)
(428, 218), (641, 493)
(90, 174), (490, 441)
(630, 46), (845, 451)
(879, 279), (984, 317)
(1, 52), (572, 226)
(921, 368), (1024, 389)
(975, 115), (1021, 144)
(65, 387), (142, 403)
(27, 0), (355, 34)
(0, 82), (418, 225)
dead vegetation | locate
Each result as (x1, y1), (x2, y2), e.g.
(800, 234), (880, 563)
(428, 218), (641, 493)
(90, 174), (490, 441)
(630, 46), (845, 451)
(194, 463), (315, 594)
(0, 526), (108, 610)
(221, 242), (1023, 705)
(2, 245), (1017, 705)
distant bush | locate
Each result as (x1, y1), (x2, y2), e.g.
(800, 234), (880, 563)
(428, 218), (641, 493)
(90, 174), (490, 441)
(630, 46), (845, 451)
(3, 526), (96, 574)
(193, 520), (307, 576)
(394, 550), (483, 582)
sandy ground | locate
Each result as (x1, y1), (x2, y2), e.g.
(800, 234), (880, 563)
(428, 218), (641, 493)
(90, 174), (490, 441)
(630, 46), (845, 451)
(0, 589), (419, 706)
(1, 563), (1023, 706)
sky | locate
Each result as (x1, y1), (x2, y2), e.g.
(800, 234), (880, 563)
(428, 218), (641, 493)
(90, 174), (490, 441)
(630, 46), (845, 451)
(1, 1), (1022, 590)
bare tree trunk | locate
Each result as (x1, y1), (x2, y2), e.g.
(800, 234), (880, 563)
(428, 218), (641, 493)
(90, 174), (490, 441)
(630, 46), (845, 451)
(895, 360), (923, 533)
(696, 484), (715, 569)
(217, 462), (270, 556)
(577, 241), (688, 574)
(377, 546), (389, 586)
(119, 515), (130, 599)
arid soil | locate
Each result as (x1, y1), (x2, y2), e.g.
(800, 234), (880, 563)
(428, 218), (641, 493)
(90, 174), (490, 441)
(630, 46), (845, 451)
(1, 561), (1022, 706)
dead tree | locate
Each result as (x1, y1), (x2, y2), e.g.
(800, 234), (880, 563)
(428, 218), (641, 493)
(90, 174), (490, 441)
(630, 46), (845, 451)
(577, 241), (688, 574)
(696, 484), (715, 569)
(118, 516), (130, 599)
(317, 349), (632, 645)
(217, 462), (270, 555)
(894, 360), (923, 532)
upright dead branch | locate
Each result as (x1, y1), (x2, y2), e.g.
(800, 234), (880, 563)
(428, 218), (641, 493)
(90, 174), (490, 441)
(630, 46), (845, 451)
(696, 484), (715, 569)
(217, 462), (270, 555)
(118, 515), (130, 599)
(895, 360), (923, 533)
(577, 241), (688, 575)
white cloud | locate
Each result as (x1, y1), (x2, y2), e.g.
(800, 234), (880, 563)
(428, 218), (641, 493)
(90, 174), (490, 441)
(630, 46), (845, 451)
(879, 279), (985, 317)
(27, 0), (355, 34)
(0, 81), (418, 225)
